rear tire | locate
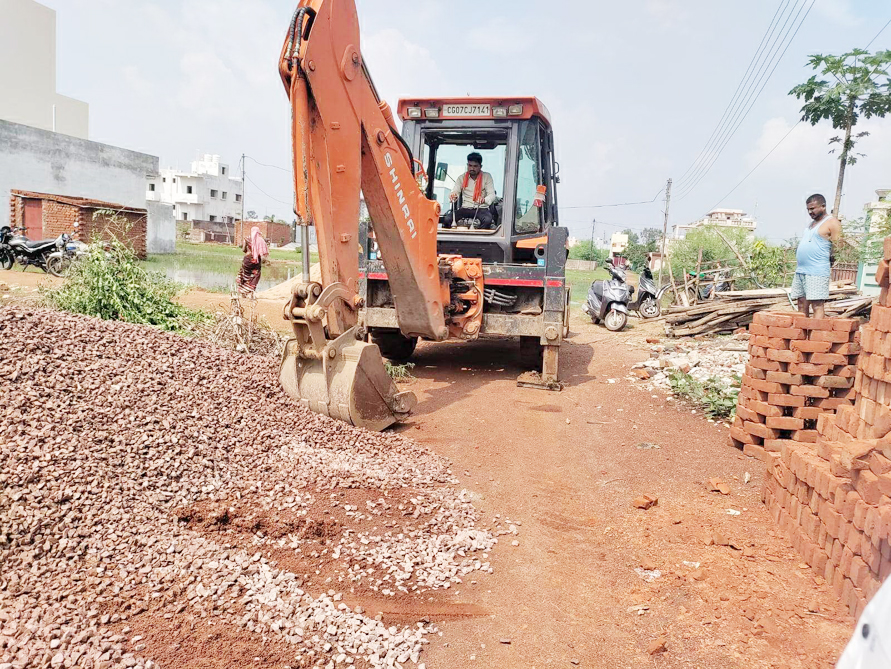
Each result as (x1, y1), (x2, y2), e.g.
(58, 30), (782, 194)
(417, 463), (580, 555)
(370, 330), (418, 363)
(0, 250), (12, 271)
(603, 308), (627, 331)
(639, 297), (661, 319)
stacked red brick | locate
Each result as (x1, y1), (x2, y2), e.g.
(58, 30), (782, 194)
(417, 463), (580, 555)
(732, 311), (860, 463)
(761, 240), (891, 616)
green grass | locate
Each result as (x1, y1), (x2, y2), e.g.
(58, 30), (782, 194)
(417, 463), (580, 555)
(141, 242), (320, 292)
(385, 361), (416, 382)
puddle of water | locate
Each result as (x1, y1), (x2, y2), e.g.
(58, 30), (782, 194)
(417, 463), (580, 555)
(145, 255), (297, 292)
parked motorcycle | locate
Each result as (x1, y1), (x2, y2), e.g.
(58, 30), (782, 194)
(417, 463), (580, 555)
(583, 262), (630, 331)
(45, 237), (87, 277)
(0, 226), (77, 277)
(629, 267), (671, 319)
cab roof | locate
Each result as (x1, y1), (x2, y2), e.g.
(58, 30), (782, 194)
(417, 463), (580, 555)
(397, 97), (552, 126)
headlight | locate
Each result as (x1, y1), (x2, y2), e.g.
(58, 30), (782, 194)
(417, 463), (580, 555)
(406, 107), (422, 118)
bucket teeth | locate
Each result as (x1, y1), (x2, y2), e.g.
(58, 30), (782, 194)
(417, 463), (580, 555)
(279, 327), (415, 431)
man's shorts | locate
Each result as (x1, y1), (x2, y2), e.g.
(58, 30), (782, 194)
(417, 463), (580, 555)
(790, 272), (830, 301)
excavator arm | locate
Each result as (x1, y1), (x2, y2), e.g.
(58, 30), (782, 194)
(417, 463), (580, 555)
(276, 0), (483, 430)
(279, 0), (447, 340)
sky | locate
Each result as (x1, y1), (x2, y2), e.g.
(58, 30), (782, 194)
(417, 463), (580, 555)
(43, 0), (891, 244)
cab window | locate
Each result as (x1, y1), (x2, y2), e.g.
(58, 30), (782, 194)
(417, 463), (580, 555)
(515, 121), (542, 234)
(420, 129), (508, 232)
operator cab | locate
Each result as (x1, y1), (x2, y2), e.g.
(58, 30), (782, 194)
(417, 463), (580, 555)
(397, 97), (560, 264)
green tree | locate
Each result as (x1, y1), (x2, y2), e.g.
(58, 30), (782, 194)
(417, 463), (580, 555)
(568, 240), (608, 263)
(669, 226), (754, 274)
(620, 228), (661, 270)
(639, 227), (662, 248)
(790, 49), (891, 216)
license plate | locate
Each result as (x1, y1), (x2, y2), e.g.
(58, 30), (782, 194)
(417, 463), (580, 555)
(442, 104), (491, 118)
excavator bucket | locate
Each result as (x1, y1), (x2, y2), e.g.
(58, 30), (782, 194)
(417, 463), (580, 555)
(279, 327), (416, 432)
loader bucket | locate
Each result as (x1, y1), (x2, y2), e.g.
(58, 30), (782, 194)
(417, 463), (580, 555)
(279, 327), (416, 431)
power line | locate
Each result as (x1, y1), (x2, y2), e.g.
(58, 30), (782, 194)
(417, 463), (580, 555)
(244, 174), (292, 206)
(675, 0), (791, 186)
(675, 0), (813, 198)
(558, 187), (664, 210)
(706, 120), (802, 213)
(866, 17), (891, 49)
(245, 155), (292, 173)
(674, 0), (815, 200)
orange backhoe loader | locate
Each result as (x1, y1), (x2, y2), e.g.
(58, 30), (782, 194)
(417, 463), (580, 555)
(278, 0), (569, 430)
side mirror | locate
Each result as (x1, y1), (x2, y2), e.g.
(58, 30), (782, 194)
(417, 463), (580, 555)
(435, 162), (449, 182)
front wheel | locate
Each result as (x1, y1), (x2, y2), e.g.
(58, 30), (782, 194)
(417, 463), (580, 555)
(603, 308), (627, 331)
(46, 255), (71, 277)
(0, 250), (12, 271)
(639, 297), (661, 319)
(370, 330), (418, 363)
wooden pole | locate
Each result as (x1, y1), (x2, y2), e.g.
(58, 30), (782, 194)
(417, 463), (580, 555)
(694, 249), (703, 301)
(714, 228), (749, 270)
(667, 257), (687, 307)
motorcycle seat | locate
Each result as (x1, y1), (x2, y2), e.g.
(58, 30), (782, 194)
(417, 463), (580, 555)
(10, 238), (57, 250)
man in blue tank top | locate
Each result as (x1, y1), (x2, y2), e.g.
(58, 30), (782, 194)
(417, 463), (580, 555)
(790, 193), (841, 319)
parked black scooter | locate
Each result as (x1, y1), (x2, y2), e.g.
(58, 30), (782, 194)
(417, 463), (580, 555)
(629, 267), (671, 319)
(583, 261), (630, 331)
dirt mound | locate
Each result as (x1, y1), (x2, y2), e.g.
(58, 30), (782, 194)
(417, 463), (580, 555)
(0, 307), (494, 669)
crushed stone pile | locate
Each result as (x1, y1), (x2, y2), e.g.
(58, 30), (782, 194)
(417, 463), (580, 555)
(0, 308), (495, 669)
(630, 333), (749, 393)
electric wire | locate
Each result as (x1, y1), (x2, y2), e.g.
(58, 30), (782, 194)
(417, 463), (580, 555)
(558, 187), (664, 210)
(706, 120), (802, 213)
(675, 0), (813, 198)
(245, 156), (292, 173)
(674, 0), (815, 200)
(244, 175), (292, 207)
(865, 17), (891, 49)
(675, 0), (791, 186)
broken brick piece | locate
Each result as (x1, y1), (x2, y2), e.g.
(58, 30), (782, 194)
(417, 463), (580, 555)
(633, 495), (659, 510)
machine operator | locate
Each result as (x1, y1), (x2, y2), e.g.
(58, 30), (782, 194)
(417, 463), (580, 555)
(443, 152), (498, 230)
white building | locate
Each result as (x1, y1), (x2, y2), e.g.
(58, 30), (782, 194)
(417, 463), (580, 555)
(610, 232), (628, 258)
(0, 0), (89, 139)
(148, 155), (244, 225)
(673, 208), (757, 239)
(0, 0), (174, 253)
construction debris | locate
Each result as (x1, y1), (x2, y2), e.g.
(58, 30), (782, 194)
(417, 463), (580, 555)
(194, 292), (285, 357)
(664, 286), (862, 337)
(0, 308), (495, 669)
(631, 334), (748, 392)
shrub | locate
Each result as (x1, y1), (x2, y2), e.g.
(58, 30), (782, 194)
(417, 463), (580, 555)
(42, 236), (208, 333)
(667, 369), (739, 419)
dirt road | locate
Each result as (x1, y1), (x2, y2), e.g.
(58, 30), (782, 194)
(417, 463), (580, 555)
(391, 318), (854, 668)
(1, 269), (856, 667)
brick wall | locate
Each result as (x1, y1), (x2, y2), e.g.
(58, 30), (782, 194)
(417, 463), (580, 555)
(236, 220), (292, 247)
(84, 209), (147, 259)
(732, 312), (860, 462)
(760, 237), (891, 617)
(42, 200), (79, 239)
(8, 192), (148, 258)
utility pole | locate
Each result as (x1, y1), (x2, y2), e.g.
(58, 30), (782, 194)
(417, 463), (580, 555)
(590, 218), (596, 262)
(240, 153), (246, 244)
(658, 178), (672, 286)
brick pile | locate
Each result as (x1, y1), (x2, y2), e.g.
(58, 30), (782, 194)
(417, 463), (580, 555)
(731, 311), (860, 463)
(761, 239), (891, 616)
